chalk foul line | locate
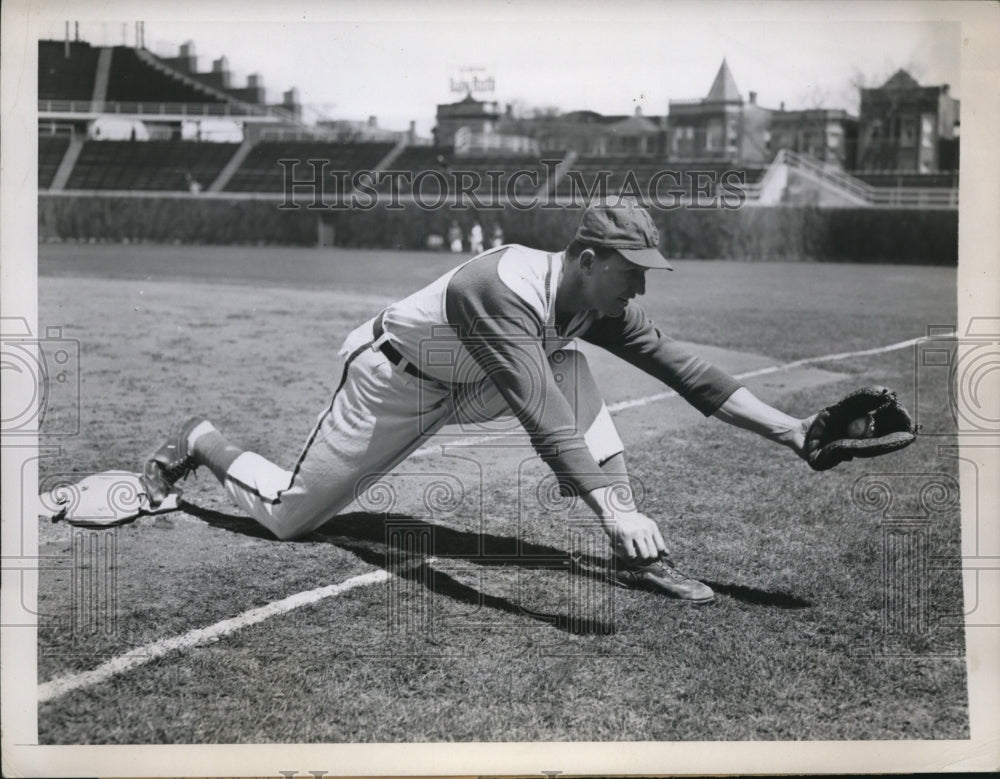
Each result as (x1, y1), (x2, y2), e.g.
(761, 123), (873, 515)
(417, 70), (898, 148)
(39, 335), (927, 703)
(38, 569), (389, 704)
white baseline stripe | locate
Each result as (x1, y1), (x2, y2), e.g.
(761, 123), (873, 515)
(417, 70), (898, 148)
(39, 336), (928, 703)
(413, 335), (929, 450)
(38, 569), (389, 704)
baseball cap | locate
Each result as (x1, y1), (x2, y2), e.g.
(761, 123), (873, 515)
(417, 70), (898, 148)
(575, 197), (673, 270)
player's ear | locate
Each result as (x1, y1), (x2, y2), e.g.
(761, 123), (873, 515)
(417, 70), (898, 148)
(578, 247), (597, 273)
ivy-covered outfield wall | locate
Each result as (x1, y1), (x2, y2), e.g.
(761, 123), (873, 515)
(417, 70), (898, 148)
(38, 194), (958, 265)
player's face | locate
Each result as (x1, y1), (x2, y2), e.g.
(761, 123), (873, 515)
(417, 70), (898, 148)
(585, 251), (647, 316)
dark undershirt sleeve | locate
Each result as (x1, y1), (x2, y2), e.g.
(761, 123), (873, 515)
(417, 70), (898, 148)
(581, 303), (743, 416)
(446, 258), (613, 497)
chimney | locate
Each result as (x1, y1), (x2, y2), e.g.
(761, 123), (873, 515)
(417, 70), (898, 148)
(248, 73), (262, 88)
(780, 101), (785, 111)
(635, 105), (642, 116)
(368, 115), (377, 127)
(749, 91), (757, 104)
(283, 88), (301, 120)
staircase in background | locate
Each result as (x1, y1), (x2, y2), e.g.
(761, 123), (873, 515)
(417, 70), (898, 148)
(745, 150), (957, 208)
(49, 135), (85, 191)
(208, 138), (255, 192)
(90, 48), (113, 112)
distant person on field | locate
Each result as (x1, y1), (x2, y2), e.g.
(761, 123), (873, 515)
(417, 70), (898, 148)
(469, 221), (484, 254)
(448, 220), (463, 253)
(491, 222), (504, 248)
(142, 198), (817, 604)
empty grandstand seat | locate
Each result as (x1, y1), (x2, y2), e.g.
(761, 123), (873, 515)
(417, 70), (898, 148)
(854, 171), (958, 189)
(376, 149), (560, 197)
(38, 136), (71, 189)
(105, 47), (226, 104)
(65, 140), (240, 190)
(39, 40), (100, 101)
(557, 156), (767, 197)
(224, 141), (396, 193)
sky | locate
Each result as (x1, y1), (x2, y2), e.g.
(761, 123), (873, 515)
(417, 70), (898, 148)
(35, 2), (962, 137)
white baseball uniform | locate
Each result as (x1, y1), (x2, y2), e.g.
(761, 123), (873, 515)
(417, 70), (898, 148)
(199, 245), (742, 540)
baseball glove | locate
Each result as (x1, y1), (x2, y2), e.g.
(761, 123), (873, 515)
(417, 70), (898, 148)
(804, 386), (916, 471)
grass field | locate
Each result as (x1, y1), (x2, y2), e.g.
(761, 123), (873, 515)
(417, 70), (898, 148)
(35, 244), (966, 743)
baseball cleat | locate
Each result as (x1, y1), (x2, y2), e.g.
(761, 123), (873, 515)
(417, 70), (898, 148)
(141, 415), (207, 507)
(615, 555), (715, 603)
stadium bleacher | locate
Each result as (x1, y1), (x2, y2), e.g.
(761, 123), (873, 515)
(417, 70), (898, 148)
(379, 146), (449, 193)
(854, 172), (959, 189)
(39, 135), (71, 189)
(105, 46), (226, 104)
(39, 40), (100, 101)
(36, 37), (952, 211)
(556, 156), (767, 197)
(66, 140), (240, 190)
(224, 141), (396, 193)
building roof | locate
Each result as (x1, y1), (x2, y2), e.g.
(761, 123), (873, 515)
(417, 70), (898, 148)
(706, 59), (742, 102)
(608, 114), (661, 134)
(881, 69), (921, 90)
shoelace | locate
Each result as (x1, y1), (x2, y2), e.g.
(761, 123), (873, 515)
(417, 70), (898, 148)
(158, 445), (195, 480)
(619, 557), (687, 580)
(644, 559), (690, 582)
(162, 460), (194, 480)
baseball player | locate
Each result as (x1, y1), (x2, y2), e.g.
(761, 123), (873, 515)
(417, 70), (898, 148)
(143, 199), (820, 604)
(469, 221), (485, 254)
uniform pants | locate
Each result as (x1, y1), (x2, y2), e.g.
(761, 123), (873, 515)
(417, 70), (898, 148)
(217, 319), (625, 540)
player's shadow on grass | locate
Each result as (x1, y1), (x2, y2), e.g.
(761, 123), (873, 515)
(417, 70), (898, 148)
(181, 503), (811, 615)
(699, 580), (810, 609)
(180, 502), (617, 635)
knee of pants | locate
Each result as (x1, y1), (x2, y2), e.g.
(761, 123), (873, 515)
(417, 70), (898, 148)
(266, 480), (355, 541)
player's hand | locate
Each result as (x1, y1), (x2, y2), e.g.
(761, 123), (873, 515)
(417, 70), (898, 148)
(792, 414), (817, 460)
(599, 510), (669, 561)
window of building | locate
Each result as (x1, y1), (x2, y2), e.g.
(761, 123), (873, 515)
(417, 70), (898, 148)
(726, 118), (739, 148)
(900, 116), (917, 148)
(921, 114), (935, 149)
(706, 118), (723, 150)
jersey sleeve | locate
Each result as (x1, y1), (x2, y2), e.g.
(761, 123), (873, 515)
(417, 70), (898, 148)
(445, 259), (613, 497)
(581, 303), (743, 416)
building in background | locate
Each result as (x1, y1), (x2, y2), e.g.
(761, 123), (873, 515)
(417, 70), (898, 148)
(316, 115), (426, 144)
(433, 93), (502, 147)
(856, 69), (960, 172)
(517, 108), (665, 157)
(666, 59), (772, 164)
(769, 108), (858, 169)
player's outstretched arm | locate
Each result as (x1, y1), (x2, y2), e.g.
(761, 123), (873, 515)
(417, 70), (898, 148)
(711, 386), (814, 459)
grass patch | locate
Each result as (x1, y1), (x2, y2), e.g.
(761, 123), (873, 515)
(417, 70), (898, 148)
(36, 248), (964, 743)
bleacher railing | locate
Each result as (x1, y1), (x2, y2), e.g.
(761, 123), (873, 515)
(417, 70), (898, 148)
(38, 99), (291, 119)
(743, 149), (958, 208)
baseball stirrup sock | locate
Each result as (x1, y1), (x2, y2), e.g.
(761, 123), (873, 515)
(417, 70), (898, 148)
(192, 428), (246, 483)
